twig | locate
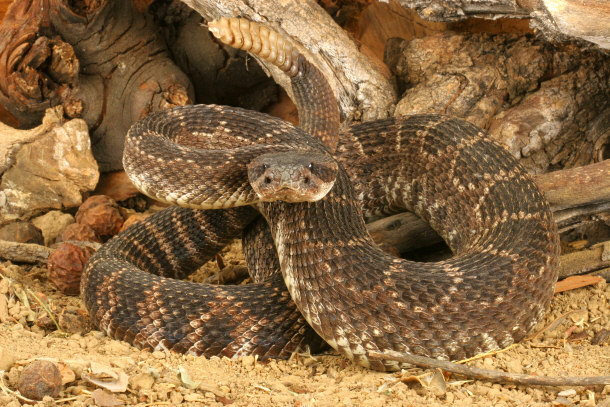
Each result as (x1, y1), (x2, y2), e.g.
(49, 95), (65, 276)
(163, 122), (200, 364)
(0, 376), (37, 404)
(25, 288), (67, 335)
(0, 239), (52, 263)
(367, 350), (610, 386)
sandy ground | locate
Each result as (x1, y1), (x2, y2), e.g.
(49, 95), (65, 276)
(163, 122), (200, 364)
(0, 244), (608, 407)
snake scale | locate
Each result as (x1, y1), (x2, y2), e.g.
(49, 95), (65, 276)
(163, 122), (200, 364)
(81, 18), (559, 371)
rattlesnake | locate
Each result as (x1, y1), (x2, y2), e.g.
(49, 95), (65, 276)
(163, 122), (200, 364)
(81, 18), (559, 371)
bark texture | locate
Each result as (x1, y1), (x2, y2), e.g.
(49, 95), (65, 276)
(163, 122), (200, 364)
(179, 0), (397, 122)
(385, 32), (610, 174)
(0, 0), (194, 171)
(398, 0), (610, 49)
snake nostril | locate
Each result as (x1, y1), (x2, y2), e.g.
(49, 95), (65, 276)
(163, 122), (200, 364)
(264, 176), (272, 184)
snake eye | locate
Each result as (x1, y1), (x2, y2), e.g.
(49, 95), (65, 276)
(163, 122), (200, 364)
(262, 163), (268, 170)
(308, 163), (314, 170)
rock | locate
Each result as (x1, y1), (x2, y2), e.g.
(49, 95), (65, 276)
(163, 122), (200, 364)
(32, 210), (75, 246)
(0, 346), (16, 371)
(0, 222), (44, 244)
(75, 195), (124, 239)
(58, 308), (90, 334)
(0, 108), (99, 223)
(130, 372), (155, 391)
(47, 242), (95, 295)
(119, 213), (150, 233)
(56, 223), (101, 244)
(93, 171), (140, 202)
(17, 360), (62, 401)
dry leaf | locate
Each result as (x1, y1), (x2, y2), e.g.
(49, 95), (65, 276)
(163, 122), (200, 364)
(57, 362), (76, 385)
(83, 362), (129, 392)
(177, 366), (201, 390)
(401, 368), (447, 395)
(92, 389), (125, 406)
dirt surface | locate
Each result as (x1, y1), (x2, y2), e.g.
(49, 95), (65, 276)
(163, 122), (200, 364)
(0, 241), (609, 407)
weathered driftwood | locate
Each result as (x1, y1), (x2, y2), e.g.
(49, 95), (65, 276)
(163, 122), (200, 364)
(179, 0), (396, 122)
(368, 160), (610, 253)
(386, 32), (610, 175)
(537, 160), (610, 228)
(559, 241), (610, 279)
(398, 0), (610, 49)
(0, 0), (193, 171)
(0, 239), (100, 263)
(0, 239), (52, 263)
(555, 275), (606, 292)
(368, 349), (610, 386)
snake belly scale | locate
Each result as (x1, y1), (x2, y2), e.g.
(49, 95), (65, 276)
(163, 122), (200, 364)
(81, 18), (559, 371)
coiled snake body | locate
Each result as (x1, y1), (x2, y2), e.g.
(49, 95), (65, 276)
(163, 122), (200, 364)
(82, 19), (559, 371)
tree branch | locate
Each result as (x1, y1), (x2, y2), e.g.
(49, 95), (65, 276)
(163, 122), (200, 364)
(368, 350), (610, 386)
(179, 0), (396, 122)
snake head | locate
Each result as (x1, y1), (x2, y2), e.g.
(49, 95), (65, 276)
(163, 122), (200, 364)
(247, 151), (338, 203)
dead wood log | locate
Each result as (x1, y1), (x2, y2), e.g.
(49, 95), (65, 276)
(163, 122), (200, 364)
(0, 238), (100, 263)
(0, 0), (194, 171)
(397, 0), (610, 49)
(179, 0), (396, 122)
(559, 241), (610, 279)
(367, 160), (610, 253)
(0, 239), (51, 263)
(386, 32), (610, 175)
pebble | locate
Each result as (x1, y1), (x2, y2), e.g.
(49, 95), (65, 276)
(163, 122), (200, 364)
(119, 213), (150, 232)
(552, 397), (573, 406)
(505, 358), (523, 374)
(184, 393), (206, 402)
(75, 195), (124, 239)
(170, 391), (184, 404)
(0, 221), (44, 244)
(104, 341), (131, 355)
(130, 372), (156, 391)
(0, 346), (15, 371)
(17, 360), (62, 400)
(47, 243), (95, 295)
(56, 223), (101, 243)
(152, 351), (166, 359)
(32, 210), (75, 246)
(558, 389), (577, 397)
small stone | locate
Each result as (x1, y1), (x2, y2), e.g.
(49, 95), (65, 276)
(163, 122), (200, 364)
(47, 242), (95, 295)
(17, 360), (62, 401)
(184, 393), (205, 402)
(75, 195), (123, 239)
(170, 391), (183, 404)
(119, 213), (149, 233)
(0, 112), (99, 223)
(58, 308), (90, 334)
(36, 315), (56, 330)
(32, 210), (76, 246)
(94, 171), (141, 202)
(0, 346), (16, 371)
(0, 221), (44, 244)
(42, 395), (55, 406)
(558, 389), (577, 397)
(552, 397), (572, 406)
(56, 223), (101, 243)
(505, 358), (523, 374)
(130, 372), (155, 391)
